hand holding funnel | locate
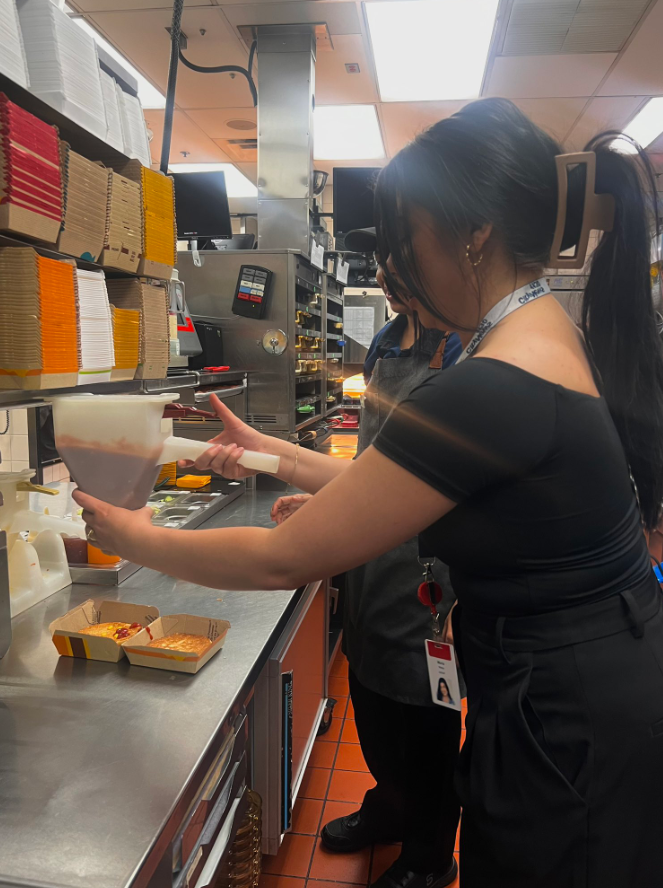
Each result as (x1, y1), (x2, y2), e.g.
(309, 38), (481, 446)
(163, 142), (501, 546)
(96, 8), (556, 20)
(51, 393), (280, 510)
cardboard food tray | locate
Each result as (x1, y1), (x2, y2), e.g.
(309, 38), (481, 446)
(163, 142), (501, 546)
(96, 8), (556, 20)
(0, 202), (60, 244)
(124, 614), (231, 674)
(50, 599), (160, 662)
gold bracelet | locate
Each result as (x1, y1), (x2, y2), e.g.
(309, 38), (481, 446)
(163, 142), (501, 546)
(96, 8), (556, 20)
(289, 442), (300, 487)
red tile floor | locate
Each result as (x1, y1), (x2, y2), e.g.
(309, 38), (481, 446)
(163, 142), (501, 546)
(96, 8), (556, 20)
(260, 650), (466, 888)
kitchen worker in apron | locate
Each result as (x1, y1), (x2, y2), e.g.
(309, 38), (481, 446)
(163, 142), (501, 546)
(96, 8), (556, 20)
(272, 229), (463, 888)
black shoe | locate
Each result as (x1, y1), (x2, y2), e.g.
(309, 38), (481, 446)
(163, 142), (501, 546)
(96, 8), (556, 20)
(370, 858), (458, 888)
(321, 810), (400, 853)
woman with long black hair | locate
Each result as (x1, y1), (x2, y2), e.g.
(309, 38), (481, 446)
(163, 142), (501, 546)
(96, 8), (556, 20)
(76, 98), (663, 887)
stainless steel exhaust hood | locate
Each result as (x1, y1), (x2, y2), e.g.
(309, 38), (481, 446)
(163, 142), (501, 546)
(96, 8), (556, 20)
(255, 24), (317, 256)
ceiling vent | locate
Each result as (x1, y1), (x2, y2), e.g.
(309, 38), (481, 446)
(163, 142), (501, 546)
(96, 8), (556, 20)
(214, 138), (258, 162)
(226, 119), (257, 131)
(502, 0), (651, 55)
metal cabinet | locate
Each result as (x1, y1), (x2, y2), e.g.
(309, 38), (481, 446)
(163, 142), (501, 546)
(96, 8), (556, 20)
(252, 581), (328, 854)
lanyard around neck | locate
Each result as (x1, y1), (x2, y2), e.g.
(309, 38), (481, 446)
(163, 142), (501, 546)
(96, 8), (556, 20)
(455, 277), (551, 365)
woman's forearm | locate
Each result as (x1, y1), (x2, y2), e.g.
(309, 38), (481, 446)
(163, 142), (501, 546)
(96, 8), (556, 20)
(263, 437), (350, 493)
(136, 524), (301, 591)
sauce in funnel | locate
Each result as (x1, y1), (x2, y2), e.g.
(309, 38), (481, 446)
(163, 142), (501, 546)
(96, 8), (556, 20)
(51, 393), (279, 509)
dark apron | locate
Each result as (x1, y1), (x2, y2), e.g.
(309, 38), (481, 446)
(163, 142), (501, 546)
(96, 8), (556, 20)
(454, 577), (663, 887)
(342, 335), (458, 707)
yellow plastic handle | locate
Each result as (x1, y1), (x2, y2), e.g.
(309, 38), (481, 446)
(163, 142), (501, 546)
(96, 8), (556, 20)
(16, 482), (59, 496)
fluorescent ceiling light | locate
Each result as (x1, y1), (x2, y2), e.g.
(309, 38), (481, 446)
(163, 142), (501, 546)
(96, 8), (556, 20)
(64, 4), (165, 109)
(168, 163), (257, 198)
(615, 97), (663, 153)
(314, 105), (384, 160)
(366, 0), (499, 102)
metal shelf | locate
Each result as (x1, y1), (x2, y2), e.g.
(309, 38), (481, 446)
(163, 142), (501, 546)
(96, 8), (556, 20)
(296, 395), (322, 407)
(0, 371), (249, 408)
(296, 327), (322, 338)
(295, 373), (322, 383)
(326, 293), (343, 306)
(0, 378), (142, 408)
(327, 383), (344, 395)
(327, 353), (343, 360)
(0, 232), (147, 278)
(296, 413), (322, 431)
(326, 333), (343, 341)
(298, 351), (323, 360)
(296, 302), (322, 318)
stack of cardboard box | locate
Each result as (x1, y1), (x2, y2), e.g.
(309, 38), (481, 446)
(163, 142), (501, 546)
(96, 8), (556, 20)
(110, 305), (140, 381)
(0, 247), (78, 390)
(75, 268), (115, 385)
(100, 171), (142, 274)
(114, 159), (176, 281)
(107, 279), (169, 379)
(0, 94), (62, 244)
(57, 145), (108, 263)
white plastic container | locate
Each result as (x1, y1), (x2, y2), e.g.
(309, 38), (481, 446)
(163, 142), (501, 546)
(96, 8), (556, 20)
(0, 470), (85, 617)
(51, 393), (280, 509)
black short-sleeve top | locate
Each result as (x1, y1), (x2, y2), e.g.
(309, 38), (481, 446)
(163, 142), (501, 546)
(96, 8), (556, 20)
(374, 357), (652, 617)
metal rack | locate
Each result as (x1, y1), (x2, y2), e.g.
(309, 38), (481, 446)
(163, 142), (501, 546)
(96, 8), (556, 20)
(323, 273), (345, 417)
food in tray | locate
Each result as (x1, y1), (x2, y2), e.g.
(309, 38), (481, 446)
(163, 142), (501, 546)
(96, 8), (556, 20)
(147, 632), (213, 655)
(79, 621), (143, 643)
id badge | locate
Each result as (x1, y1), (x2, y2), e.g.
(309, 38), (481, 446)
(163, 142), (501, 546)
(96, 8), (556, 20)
(425, 639), (462, 711)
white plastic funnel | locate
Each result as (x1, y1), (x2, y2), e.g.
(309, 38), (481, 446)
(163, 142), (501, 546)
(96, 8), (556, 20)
(51, 393), (279, 509)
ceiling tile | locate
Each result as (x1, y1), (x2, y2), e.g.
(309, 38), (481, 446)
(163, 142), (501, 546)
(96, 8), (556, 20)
(315, 35), (378, 105)
(186, 108), (257, 139)
(485, 53), (617, 97)
(144, 109), (233, 164)
(379, 101), (468, 156)
(564, 95), (644, 148)
(597, 0), (663, 95)
(512, 97), (588, 140)
(221, 2), (361, 36)
(88, 7), (256, 109)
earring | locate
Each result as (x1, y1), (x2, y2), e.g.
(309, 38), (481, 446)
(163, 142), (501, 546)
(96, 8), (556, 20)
(466, 244), (483, 267)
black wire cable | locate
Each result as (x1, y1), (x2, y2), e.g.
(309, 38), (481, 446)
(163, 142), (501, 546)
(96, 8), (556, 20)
(178, 43), (258, 107)
(161, 0), (185, 173)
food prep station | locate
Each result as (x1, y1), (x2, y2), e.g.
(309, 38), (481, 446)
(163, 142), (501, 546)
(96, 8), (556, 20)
(0, 17), (353, 888)
(0, 490), (331, 888)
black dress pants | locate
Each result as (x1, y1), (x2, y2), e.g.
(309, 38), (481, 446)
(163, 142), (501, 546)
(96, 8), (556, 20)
(349, 669), (461, 874)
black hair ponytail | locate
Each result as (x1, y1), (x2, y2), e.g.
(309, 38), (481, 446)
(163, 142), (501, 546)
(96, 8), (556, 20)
(582, 135), (663, 530)
(374, 99), (663, 528)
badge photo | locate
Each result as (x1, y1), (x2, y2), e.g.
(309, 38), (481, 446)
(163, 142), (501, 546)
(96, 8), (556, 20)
(425, 639), (462, 711)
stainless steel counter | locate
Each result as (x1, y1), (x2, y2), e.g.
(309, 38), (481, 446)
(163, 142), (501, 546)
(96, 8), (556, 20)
(0, 491), (302, 888)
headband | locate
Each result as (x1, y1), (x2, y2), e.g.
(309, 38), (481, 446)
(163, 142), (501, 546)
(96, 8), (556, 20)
(549, 152), (615, 269)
